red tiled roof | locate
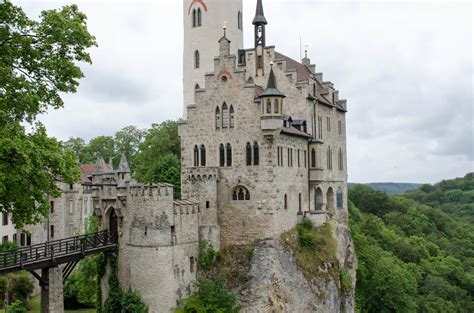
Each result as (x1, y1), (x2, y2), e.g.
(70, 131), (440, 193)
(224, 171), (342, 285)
(280, 126), (312, 138)
(79, 164), (94, 184)
(274, 51), (311, 82)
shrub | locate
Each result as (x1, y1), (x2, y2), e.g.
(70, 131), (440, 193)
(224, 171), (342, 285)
(121, 290), (148, 313)
(197, 241), (219, 271)
(175, 277), (240, 313)
(6, 300), (27, 313)
(297, 219), (325, 249)
(8, 275), (33, 303)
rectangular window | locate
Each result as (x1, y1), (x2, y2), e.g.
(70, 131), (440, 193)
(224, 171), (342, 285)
(50, 201), (54, 214)
(297, 150), (300, 167)
(20, 233), (25, 246)
(206, 201), (210, 209)
(13, 233), (17, 243)
(50, 225), (55, 239)
(27, 234), (31, 246)
(327, 117), (331, 132)
(69, 184), (73, 190)
(304, 151), (307, 168)
(2, 213), (8, 226)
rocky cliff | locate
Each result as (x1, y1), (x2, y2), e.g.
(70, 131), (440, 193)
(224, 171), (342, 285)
(208, 220), (356, 313)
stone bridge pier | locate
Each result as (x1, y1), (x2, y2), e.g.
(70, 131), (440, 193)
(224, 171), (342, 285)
(40, 267), (64, 313)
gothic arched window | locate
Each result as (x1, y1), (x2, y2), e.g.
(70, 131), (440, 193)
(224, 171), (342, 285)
(193, 145), (199, 167)
(192, 9), (197, 27)
(222, 103), (229, 128)
(230, 105), (235, 128)
(337, 187), (343, 208)
(197, 8), (202, 27)
(232, 186), (250, 201)
(200, 145), (206, 167)
(246, 142), (252, 166)
(226, 143), (232, 167)
(274, 99), (279, 113)
(253, 142), (259, 166)
(219, 144), (225, 167)
(215, 106), (221, 130)
(266, 99), (272, 113)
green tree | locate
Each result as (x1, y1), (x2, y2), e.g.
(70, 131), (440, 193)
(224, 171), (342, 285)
(114, 125), (145, 169)
(0, 1), (95, 227)
(81, 136), (115, 164)
(134, 121), (181, 197)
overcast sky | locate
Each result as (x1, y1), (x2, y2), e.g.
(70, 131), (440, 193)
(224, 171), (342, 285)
(17, 0), (473, 184)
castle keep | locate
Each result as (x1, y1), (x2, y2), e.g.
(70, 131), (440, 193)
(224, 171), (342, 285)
(25, 1), (353, 312)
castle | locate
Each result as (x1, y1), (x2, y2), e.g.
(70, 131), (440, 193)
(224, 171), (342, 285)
(25, 1), (352, 312)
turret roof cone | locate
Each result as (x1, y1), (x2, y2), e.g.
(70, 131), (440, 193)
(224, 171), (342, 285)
(253, 0), (267, 25)
(260, 66), (285, 98)
(94, 155), (106, 173)
(117, 152), (131, 173)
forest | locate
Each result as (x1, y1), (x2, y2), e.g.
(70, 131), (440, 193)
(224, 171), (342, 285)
(349, 173), (474, 312)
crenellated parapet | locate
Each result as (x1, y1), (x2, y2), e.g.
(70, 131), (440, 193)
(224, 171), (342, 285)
(183, 167), (219, 182)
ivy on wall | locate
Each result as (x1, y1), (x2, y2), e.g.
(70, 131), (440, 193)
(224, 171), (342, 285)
(97, 248), (148, 313)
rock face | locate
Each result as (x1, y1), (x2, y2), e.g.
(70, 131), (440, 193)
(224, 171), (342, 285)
(239, 239), (355, 313)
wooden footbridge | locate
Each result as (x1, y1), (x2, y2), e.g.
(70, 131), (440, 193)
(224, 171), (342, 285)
(0, 230), (117, 312)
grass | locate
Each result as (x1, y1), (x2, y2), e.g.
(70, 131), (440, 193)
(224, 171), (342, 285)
(201, 244), (255, 290)
(0, 296), (96, 313)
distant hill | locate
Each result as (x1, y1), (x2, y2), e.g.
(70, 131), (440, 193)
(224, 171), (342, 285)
(349, 182), (422, 195)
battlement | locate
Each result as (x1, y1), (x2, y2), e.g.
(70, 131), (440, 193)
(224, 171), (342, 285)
(173, 199), (200, 215)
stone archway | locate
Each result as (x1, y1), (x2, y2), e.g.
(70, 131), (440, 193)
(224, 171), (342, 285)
(108, 208), (118, 243)
(327, 187), (335, 215)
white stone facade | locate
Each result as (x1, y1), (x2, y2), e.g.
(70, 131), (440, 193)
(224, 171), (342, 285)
(183, 0), (244, 117)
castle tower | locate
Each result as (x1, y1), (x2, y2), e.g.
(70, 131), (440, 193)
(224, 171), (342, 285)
(183, 0), (244, 117)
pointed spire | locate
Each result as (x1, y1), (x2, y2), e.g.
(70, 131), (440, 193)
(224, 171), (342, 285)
(253, 0), (267, 25)
(117, 152), (131, 173)
(260, 65), (285, 98)
(94, 155), (105, 173)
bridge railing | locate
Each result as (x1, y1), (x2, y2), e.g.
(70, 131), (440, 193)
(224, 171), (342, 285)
(0, 230), (117, 272)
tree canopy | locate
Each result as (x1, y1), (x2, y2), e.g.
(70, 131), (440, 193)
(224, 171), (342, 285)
(0, 1), (96, 227)
(349, 177), (474, 312)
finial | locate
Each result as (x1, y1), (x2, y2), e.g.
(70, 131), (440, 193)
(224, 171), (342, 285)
(304, 45), (309, 59)
(270, 60), (274, 67)
(223, 20), (228, 37)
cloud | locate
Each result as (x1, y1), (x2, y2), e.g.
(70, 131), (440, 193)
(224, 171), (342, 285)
(15, 0), (473, 183)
